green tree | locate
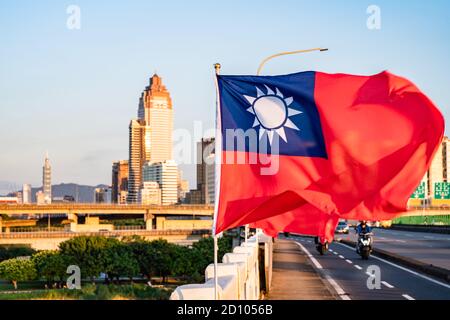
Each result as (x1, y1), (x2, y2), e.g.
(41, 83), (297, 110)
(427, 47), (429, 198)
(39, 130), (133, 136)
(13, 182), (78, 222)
(147, 239), (177, 283)
(0, 257), (37, 289)
(128, 238), (176, 283)
(59, 236), (119, 280)
(102, 242), (139, 283)
(170, 245), (195, 277)
(128, 239), (153, 280)
(190, 236), (233, 275)
(32, 251), (71, 286)
(0, 245), (36, 262)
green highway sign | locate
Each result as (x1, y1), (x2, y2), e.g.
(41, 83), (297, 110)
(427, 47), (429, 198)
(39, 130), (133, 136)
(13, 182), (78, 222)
(411, 182), (425, 199)
(434, 182), (450, 199)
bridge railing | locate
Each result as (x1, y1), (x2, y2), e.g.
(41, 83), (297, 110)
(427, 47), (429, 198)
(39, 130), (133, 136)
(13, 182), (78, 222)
(0, 203), (214, 210)
(170, 232), (273, 300)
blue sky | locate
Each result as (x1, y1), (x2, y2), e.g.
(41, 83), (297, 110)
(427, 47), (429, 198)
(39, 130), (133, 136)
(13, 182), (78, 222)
(0, 0), (449, 191)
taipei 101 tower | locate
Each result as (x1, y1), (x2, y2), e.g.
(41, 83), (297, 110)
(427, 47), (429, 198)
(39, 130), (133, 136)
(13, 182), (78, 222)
(42, 152), (52, 204)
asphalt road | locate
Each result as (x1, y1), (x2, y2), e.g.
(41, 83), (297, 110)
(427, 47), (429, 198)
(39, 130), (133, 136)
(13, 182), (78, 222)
(289, 235), (450, 300)
(334, 228), (450, 270)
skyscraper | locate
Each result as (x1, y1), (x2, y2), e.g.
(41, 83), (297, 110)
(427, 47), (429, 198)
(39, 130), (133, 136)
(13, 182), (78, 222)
(127, 74), (174, 204)
(138, 74), (173, 163)
(112, 160), (129, 204)
(42, 153), (52, 204)
(22, 184), (32, 204)
(127, 119), (151, 203)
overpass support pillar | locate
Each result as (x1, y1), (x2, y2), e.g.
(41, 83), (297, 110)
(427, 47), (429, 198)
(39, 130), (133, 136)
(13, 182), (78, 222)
(145, 212), (154, 230)
(68, 212), (78, 232)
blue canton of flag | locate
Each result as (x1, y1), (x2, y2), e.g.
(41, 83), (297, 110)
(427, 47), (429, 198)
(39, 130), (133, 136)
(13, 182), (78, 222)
(217, 71), (327, 158)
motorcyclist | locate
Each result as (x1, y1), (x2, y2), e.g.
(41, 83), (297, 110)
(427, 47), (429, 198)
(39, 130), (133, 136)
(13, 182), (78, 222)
(356, 220), (371, 235)
(355, 220), (372, 254)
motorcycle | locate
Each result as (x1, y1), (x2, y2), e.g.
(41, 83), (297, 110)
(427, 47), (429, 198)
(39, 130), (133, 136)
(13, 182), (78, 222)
(314, 237), (329, 255)
(356, 232), (373, 260)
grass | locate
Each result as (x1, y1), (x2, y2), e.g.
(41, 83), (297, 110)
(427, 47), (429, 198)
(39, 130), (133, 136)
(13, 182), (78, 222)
(0, 283), (173, 300)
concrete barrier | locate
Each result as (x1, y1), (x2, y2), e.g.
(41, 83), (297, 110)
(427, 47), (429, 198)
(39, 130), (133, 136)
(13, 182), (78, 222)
(170, 232), (272, 300)
(390, 224), (450, 234)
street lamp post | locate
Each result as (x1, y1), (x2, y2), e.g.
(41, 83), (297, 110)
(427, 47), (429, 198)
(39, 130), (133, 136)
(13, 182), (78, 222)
(257, 47), (328, 75)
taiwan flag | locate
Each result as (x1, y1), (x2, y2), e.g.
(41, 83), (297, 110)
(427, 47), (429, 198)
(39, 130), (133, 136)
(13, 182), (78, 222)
(213, 71), (444, 242)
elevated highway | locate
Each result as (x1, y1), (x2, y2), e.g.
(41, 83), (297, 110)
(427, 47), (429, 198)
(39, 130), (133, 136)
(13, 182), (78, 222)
(0, 204), (214, 233)
(0, 203), (213, 216)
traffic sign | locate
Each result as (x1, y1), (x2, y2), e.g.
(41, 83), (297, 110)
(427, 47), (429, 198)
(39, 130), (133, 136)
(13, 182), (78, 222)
(434, 182), (450, 199)
(410, 182), (425, 199)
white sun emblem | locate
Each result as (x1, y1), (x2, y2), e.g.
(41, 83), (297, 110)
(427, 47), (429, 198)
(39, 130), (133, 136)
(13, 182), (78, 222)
(244, 85), (302, 145)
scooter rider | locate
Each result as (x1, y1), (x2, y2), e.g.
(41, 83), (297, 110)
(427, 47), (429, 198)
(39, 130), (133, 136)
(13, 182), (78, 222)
(355, 221), (372, 253)
(356, 220), (371, 235)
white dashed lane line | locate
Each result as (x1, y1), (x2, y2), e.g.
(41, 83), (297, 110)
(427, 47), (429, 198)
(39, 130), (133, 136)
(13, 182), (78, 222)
(354, 265), (363, 270)
(336, 242), (450, 290)
(345, 259), (352, 264)
(295, 242), (351, 300)
(338, 255), (345, 259)
(381, 281), (394, 289)
(402, 294), (415, 300)
(333, 252), (338, 255)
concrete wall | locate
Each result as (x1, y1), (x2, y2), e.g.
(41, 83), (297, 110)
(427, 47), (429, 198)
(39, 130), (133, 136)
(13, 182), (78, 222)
(170, 232), (273, 300)
(0, 231), (209, 250)
(156, 217), (213, 230)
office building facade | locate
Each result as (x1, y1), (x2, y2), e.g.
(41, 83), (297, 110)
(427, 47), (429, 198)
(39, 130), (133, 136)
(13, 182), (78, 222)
(142, 160), (178, 205)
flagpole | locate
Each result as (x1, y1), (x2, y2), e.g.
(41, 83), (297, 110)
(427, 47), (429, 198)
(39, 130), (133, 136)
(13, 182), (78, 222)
(245, 224), (249, 244)
(213, 62), (222, 300)
(257, 47), (328, 75)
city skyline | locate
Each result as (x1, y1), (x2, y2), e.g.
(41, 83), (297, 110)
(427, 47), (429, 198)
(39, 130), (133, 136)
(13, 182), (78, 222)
(1, 0), (450, 190)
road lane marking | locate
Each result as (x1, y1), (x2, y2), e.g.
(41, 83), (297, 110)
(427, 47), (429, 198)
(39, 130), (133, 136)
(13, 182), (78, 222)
(366, 271), (375, 277)
(354, 265), (363, 270)
(395, 240), (406, 243)
(324, 275), (351, 300)
(345, 259), (353, 264)
(295, 242), (322, 269)
(381, 281), (394, 289)
(402, 294), (415, 300)
(336, 242), (450, 290)
(329, 249), (334, 252)
(295, 242), (351, 300)
(338, 255), (345, 259)
(333, 252), (338, 255)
